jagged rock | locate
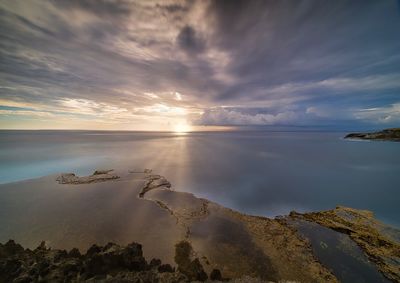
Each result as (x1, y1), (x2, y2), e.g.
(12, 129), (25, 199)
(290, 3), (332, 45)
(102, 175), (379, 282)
(68, 248), (81, 258)
(35, 240), (49, 251)
(86, 244), (102, 256)
(210, 269), (222, 281)
(174, 241), (208, 281)
(120, 242), (147, 270)
(0, 240), (24, 257)
(83, 242), (147, 277)
(54, 249), (68, 262)
(150, 258), (162, 267)
(0, 240), (199, 283)
(158, 264), (174, 273)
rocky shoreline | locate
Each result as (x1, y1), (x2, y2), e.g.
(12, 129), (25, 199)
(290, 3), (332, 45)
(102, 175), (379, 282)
(345, 128), (400, 141)
(0, 170), (399, 282)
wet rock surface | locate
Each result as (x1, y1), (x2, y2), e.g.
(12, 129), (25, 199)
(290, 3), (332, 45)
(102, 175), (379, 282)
(345, 128), (400, 141)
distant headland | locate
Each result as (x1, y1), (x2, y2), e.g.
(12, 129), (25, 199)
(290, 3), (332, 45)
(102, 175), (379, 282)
(345, 128), (400, 142)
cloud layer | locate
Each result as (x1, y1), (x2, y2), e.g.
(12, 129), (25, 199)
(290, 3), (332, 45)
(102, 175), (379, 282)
(1, 0), (400, 130)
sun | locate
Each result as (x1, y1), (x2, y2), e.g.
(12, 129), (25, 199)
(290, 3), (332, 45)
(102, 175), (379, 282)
(173, 122), (192, 133)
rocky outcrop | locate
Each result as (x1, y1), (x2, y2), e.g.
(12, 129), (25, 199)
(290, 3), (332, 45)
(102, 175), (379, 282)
(139, 175), (172, 197)
(174, 240), (208, 282)
(56, 170), (120, 184)
(288, 206), (400, 282)
(0, 240), (225, 283)
(345, 128), (400, 141)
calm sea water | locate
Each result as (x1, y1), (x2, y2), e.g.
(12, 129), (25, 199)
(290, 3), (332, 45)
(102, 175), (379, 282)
(0, 130), (399, 226)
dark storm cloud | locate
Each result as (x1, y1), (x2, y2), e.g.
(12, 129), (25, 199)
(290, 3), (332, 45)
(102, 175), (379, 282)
(207, 0), (400, 97)
(0, 1), (221, 108)
(194, 0), (400, 126)
(176, 25), (205, 54)
(1, 0), (400, 128)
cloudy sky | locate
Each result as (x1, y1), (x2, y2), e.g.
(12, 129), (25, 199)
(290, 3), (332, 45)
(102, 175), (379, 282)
(0, 0), (399, 131)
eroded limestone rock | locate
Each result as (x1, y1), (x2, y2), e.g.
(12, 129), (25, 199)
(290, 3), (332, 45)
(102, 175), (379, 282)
(56, 170), (119, 184)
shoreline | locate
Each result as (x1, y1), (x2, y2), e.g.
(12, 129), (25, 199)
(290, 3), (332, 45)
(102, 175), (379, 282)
(2, 172), (399, 230)
(0, 170), (399, 282)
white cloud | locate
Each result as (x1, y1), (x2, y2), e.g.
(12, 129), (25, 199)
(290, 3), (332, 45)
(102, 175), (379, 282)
(144, 92), (159, 99)
(354, 103), (400, 123)
(59, 98), (129, 116)
(175, 92), (182, 101)
(135, 103), (187, 116)
(0, 109), (54, 118)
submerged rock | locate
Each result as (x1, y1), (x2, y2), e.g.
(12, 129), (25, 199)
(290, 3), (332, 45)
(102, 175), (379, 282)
(345, 128), (400, 141)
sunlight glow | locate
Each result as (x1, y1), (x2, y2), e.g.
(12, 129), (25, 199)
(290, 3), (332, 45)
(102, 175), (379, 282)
(173, 122), (192, 133)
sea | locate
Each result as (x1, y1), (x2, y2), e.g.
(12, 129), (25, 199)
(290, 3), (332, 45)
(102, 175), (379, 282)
(0, 130), (399, 227)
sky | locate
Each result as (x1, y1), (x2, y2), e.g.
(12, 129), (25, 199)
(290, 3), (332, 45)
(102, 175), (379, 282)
(0, 0), (400, 131)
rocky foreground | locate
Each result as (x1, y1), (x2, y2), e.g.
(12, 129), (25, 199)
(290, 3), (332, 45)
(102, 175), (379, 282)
(0, 239), (223, 283)
(0, 170), (399, 282)
(345, 128), (400, 141)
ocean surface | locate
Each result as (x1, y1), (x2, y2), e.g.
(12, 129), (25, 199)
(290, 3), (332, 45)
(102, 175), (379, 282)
(0, 130), (399, 227)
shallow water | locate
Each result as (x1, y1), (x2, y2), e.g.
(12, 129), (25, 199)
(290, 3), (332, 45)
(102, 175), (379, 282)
(0, 130), (399, 226)
(291, 219), (390, 283)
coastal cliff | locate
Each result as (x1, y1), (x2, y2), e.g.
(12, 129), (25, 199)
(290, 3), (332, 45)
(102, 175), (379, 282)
(345, 128), (400, 141)
(0, 170), (399, 282)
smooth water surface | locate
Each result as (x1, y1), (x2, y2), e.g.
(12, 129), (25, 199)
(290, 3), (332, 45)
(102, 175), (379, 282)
(0, 130), (399, 226)
(292, 219), (390, 283)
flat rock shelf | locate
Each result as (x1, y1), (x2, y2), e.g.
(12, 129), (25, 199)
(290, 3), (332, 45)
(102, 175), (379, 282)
(0, 169), (399, 282)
